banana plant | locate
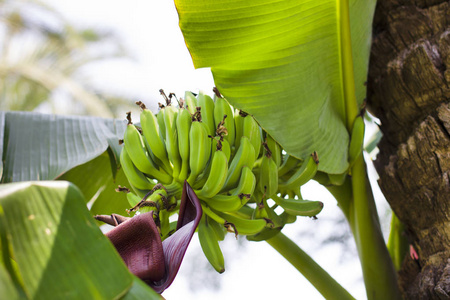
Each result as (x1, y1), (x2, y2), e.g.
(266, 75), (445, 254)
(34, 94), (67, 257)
(174, 0), (400, 299)
(0, 0), (403, 299)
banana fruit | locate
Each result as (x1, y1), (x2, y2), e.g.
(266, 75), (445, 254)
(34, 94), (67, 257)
(278, 152), (319, 190)
(198, 214), (225, 273)
(114, 89), (328, 276)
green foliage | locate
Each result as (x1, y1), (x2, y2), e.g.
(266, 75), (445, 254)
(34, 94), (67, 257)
(175, 0), (376, 174)
(0, 181), (161, 299)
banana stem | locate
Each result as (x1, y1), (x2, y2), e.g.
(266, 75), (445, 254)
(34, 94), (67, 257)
(350, 156), (401, 299)
(266, 233), (355, 300)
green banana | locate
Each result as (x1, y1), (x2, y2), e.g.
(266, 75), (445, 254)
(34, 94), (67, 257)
(209, 216), (226, 241)
(126, 192), (142, 208)
(258, 145), (278, 198)
(198, 215), (225, 273)
(266, 134), (282, 167)
(120, 147), (155, 191)
(213, 94), (235, 146)
(212, 137), (231, 163)
(198, 147), (228, 198)
(233, 110), (245, 151)
(201, 165), (256, 212)
(242, 114), (262, 159)
(246, 226), (283, 242)
(164, 105), (182, 180)
(273, 195), (324, 217)
(157, 106), (166, 140)
(202, 205), (236, 236)
(278, 152), (319, 190)
(328, 172), (348, 186)
(176, 107), (192, 181)
(123, 124), (172, 184)
(247, 196), (284, 241)
(187, 119), (211, 185)
(159, 209), (171, 239)
(218, 211), (268, 236)
(184, 91), (198, 115)
(348, 115), (365, 166)
(222, 136), (256, 192)
(228, 166), (256, 198)
(197, 91), (216, 137)
(278, 154), (301, 177)
(140, 107), (172, 173)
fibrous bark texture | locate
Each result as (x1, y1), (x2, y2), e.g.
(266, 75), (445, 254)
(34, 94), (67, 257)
(367, 0), (450, 299)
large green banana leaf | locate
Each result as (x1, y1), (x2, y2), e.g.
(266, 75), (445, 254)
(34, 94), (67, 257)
(0, 111), (125, 183)
(0, 111), (129, 216)
(175, 0), (376, 174)
(0, 181), (161, 299)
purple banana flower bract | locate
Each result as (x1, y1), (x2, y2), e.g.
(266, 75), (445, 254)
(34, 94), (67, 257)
(96, 181), (202, 294)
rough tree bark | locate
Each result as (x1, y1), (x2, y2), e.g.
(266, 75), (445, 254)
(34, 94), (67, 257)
(367, 0), (449, 299)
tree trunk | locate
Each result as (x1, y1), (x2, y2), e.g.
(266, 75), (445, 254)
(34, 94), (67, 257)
(367, 0), (449, 299)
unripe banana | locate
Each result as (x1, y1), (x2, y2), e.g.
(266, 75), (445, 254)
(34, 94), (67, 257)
(140, 107), (172, 173)
(252, 201), (269, 220)
(198, 147), (228, 198)
(328, 172), (348, 186)
(266, 134), (282, 167)
(233, 110), (245, 151)
(228, 166), (256, 199)
(157, 106), (166, 140)
(126, 192), (142, 208)
(242, 114), (262, 159)
(164, 105), (182, 180)
(120, 147), (156, 191)
(213, 95), (235, 146)
(184, 91), (198, 115)
(198, 215), (225, 273)
(222, 136), (256, 192)
(159, 209), (171, 239)
(273, 195), (324, 217)
(247, 226), (283, 242)
(200, 165), (255, 212)
(202, 205), (237, 236)
(209, 216), (226, 241)
(212, 137), (231, 163)
(197, 91), (216, 136)
(278, 152), (319, 190)
(278, 154), (301, 177)
(187, 119), (211, 185)
(176, 108), (192, 181)
(218, 211), (268, 236)
(258, 146), (278, 198)
(348, 115), (365, 166)
(123, 124), (172, 184)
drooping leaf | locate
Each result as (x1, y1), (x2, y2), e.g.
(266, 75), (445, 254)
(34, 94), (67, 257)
(175, 0), (376, 174)
(0, 261), (19, 300)
(0, 111), (126, 183)
(57, 151), (131, 218)
(0, 181), (160, 299)
(0, 181), (131, 299)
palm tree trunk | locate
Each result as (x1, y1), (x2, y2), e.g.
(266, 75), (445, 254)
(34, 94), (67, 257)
(367, 0), (450, 298)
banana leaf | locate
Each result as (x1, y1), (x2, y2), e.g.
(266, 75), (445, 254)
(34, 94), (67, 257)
(0, 181), (161, 299)
(0, 111), (125, 183)
(0, 111), (130, 215)
(175, 0), (376, 174)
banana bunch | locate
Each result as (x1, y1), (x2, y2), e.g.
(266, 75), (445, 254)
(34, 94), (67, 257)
(118, 88), (326, 273)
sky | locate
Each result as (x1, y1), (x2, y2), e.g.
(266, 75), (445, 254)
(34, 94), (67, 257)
(39, 1), (392, 299)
